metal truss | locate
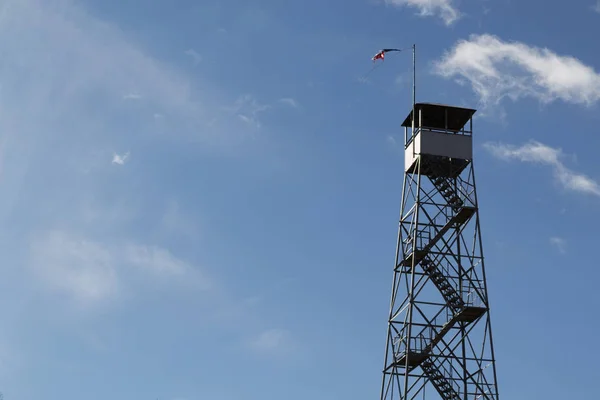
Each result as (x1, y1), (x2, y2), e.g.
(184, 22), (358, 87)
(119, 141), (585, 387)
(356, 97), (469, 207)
(379, 152), (500, 400)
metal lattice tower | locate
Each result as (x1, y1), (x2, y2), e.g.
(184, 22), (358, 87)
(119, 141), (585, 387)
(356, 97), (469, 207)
(380, 103), (499, 400)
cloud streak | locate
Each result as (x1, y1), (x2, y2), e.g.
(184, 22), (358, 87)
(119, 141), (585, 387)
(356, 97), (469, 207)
(111, 151), (130, 165)
(384, 0), (461, 25)
(484, 141), (600, 197)
(434, 34), (600, 108)
(226, 94), (271, 129)
(549, 237), (567, 254)
(248, 328), (295, 356)
(279, 97), (299, 108)
(29, 230), (119, 306)
(184, 48), (202, 65)
(28, 230), (208, 309)
(122, 93), (142, 100)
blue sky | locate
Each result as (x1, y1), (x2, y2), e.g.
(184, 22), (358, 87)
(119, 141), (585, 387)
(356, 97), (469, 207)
(1, 0), (600, 398)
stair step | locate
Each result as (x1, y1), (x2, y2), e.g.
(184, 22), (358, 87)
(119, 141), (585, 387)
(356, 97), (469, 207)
(400, 206), (475, 268)
(419, 257), (467, 310)
(431, 175), (468, 212)
(421, 357), (461, 400)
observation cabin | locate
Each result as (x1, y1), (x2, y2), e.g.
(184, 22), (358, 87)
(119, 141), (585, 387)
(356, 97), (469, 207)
(402, 103), (476, 179)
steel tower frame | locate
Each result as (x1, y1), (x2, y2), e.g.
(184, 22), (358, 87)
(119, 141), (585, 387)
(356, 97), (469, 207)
(379, 103), (499, 400)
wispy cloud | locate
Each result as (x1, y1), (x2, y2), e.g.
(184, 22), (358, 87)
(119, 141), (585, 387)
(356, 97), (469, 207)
(223, 95), (299, 130)
(29, 230), (120, 307)
(387, 135), (399, 147)
(279, 97), (299, 108)
(227, 94), (271, 129)
(550, 237), (567, 254)
(125, 244), (210, 290)
(483, 141), (600, 197)
(384, 0), (461, 25)
(593, 1), (600, 13)
(0, 0), (296, 392)
(125, 244), (190, 276)
(434, 34), (600, 109)
(0, 0), (275, 168)
(0, 0), (252, 243)
(0, 0), (268, 311)
(122, 93), (142, 100)
(248, 328), (294, 355)
(184, 48), (202, 65)
(111, 151), (130, 165)
(28, 230), (207, 309)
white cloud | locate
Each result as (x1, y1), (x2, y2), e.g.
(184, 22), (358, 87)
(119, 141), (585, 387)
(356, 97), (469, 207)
(111, 151), (130, 165)
(248, 328), (293, 354)
(238, 114), (256, 127)
(483, 141), (600, 197)
(484, 141), (560, 164)
(122, 93), (142, 100)
(227, 94), (271, 129)
(387, 135), (399, 147)
(384, 0), (461, 25)
(550, 237), (567, 254)
(184, 48), (202, 65)
(434, 34), (600, 108)
(279, 97), (299, 108)
(593, 1), (600, 13)
(125, 244), (190, 277)
(29, 230), (119, 306)
(227, 95), (297, 129)
(28, 230), (204, 308)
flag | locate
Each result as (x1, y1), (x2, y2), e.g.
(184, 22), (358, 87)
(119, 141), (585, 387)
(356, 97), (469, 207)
(371, 48), (402, 62)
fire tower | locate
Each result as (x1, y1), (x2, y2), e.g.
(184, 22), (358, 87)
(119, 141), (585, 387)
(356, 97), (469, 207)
(379, 103), (499, 400)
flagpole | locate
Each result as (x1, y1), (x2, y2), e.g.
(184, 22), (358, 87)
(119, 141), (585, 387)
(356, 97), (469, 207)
(412, 43), (416, 140)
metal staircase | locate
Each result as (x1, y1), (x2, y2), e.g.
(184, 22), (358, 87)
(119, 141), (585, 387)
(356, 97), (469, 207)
(399, 204), (475, 269)
(394, 299), (486, 371)
(431, 176), (464, 212)
(421, 258), (464, 310)
(421, 357), (461, 400)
